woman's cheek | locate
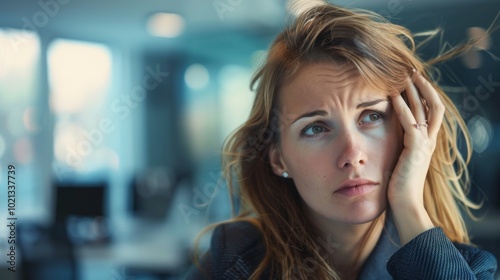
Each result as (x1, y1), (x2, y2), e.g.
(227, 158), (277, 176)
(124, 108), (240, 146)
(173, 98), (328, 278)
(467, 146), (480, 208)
(293, 137), (330, 156)
(289, 143), (330, 176)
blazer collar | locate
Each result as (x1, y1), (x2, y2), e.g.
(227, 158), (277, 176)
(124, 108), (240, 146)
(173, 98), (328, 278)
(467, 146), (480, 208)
(357, 211), (401, 280)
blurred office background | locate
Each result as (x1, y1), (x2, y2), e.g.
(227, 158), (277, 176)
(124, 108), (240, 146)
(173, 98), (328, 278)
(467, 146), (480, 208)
(0, 0), (498, 279)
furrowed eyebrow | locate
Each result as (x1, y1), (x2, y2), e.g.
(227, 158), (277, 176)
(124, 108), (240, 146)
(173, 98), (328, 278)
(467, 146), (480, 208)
(356, 99), (388, 109)
(291, 99), (387, 124)
(291, 110), (328, 124)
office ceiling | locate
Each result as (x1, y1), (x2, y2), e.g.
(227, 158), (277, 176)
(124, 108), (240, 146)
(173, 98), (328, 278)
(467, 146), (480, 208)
(0, 0), (497, 62)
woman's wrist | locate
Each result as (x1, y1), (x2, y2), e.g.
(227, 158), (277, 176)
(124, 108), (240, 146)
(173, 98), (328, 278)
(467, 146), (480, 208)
(390, 202), (435, 245)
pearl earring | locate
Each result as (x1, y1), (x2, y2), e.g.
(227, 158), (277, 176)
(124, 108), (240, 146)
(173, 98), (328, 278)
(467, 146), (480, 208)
(282, 171), (289, 178)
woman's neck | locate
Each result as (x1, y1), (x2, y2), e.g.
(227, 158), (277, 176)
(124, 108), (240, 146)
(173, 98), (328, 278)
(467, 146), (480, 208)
(310, 211), (387, 277)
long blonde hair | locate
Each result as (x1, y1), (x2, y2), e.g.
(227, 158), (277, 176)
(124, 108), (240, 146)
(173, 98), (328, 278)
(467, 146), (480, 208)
(198, 3), (487, 279)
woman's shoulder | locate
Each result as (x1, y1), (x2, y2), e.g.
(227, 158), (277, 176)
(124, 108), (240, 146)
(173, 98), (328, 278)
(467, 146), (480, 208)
(186, 219), (266, 279)
(210, 219), (265, 255)
(210, 220), (265, 263)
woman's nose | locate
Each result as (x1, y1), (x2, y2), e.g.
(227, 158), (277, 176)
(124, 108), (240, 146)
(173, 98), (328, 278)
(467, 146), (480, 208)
(336, 130), (367, 169)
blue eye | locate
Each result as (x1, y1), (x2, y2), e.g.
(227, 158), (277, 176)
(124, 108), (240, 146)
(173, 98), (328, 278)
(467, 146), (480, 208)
(302, 123), (328, 137)
(359, 111), (384, 125)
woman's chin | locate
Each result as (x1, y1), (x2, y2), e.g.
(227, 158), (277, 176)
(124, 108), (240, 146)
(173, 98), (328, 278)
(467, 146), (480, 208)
(335, 203), (387, 225)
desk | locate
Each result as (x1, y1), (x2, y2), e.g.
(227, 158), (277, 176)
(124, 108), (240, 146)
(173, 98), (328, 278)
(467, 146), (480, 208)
(75, 218), (197, 280)
(10, 217), (200, 280)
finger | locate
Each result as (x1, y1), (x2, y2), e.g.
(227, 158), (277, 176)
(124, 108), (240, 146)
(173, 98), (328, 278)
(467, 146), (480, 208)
(390, 94), (418, 134)
(412, 71), (446, 139)
(404, 75), (428, 135)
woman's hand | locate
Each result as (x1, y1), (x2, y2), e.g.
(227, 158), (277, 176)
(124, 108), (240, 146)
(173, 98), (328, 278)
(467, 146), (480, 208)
(388, 70), (445, 245)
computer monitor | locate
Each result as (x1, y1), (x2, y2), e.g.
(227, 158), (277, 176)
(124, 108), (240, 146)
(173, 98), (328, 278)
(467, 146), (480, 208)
(55, 182), (106, 221)
(53, 182), (108, 244)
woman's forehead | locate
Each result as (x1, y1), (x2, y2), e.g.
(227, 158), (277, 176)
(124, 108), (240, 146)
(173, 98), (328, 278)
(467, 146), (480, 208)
(288, 63), (359, 88)
(278, 63), (387, 105)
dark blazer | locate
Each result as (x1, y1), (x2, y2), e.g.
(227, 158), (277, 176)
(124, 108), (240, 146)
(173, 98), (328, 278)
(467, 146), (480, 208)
(186, 215), (497, 279)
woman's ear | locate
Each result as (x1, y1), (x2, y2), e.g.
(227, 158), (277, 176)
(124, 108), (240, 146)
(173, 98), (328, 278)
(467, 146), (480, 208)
(269, 143), (290, 178)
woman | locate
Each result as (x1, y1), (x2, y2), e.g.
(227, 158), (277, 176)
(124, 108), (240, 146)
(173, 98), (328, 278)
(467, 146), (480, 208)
(187, 3), (497, 279)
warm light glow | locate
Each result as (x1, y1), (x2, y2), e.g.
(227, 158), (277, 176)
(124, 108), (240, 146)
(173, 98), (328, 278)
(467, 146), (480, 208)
(0, 29), (39, 80)
(14, 137), (33, 164)
(462, 27), (492, 69)
(467, 27), (491, 51)
(23, 106), (41, 132)
(462, 49), (482, 69)
(147, 13), (185, 38)
(53, 122), (83, 167)
(48, 39), (112, 114)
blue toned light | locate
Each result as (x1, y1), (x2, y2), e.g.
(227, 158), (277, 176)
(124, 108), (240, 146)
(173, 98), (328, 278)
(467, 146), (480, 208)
(184, 63), (210, 90)
(468, 115), (493, 154)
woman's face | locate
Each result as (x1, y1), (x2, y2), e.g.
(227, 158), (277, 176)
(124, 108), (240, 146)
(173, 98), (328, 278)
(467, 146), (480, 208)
(269, 62), (403, 226)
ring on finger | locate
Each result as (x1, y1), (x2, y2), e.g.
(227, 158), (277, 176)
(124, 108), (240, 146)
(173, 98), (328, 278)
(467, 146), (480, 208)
(413, 120), (428, 129)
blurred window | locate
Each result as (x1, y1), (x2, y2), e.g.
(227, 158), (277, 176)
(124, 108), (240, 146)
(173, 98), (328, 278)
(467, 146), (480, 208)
(218, 65), (254, 141)
(0, 28), (40, 218)
(48, 39), (118, 177)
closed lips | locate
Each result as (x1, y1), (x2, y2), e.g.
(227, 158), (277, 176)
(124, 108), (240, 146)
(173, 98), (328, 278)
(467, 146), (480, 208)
(335, 178), (378, 196)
